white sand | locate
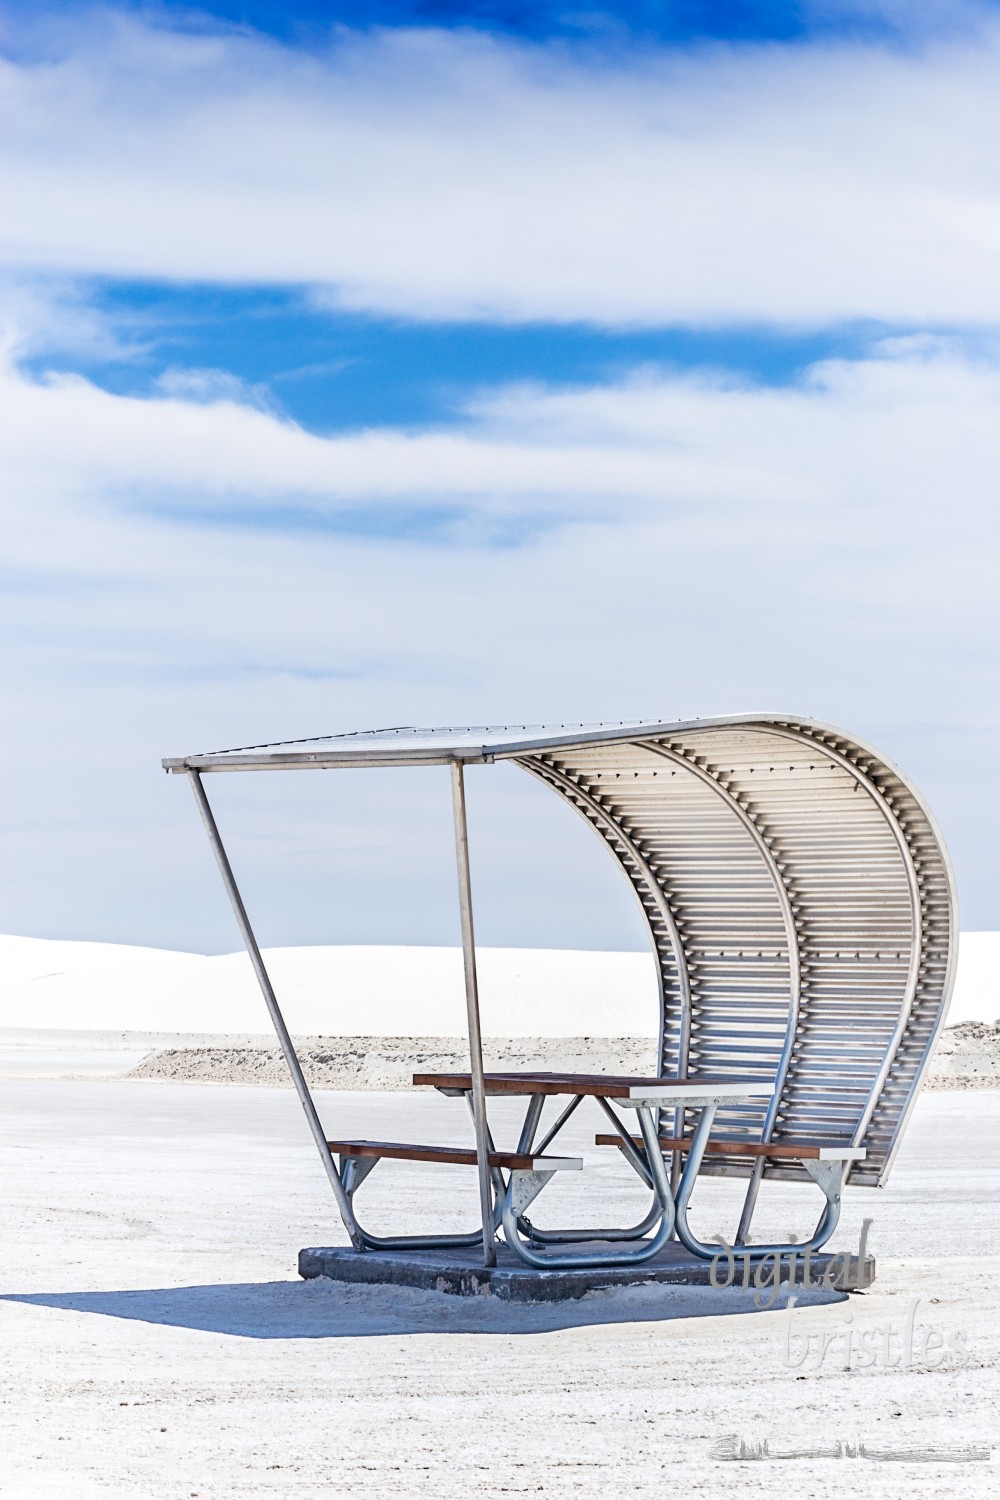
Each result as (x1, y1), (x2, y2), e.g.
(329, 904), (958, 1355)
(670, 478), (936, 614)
(3, 931), (997, 1036)
(0, 936), (657, 1036)
(2, 1079), (998, 1496)
(3, 935), (998, 1492)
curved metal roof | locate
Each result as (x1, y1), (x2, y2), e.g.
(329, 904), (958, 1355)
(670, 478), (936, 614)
(162, 718), (686, 770)
(164, 714), (958, 1187)
(160, 714), (847, 771)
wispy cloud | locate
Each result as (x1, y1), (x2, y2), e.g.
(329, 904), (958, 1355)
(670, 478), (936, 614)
(2, 321), (997, 943)
(4, 325), (997, 943)
(4, 332), (999, 533)
(3, 15), (1000, 325)
(0, 275), (150, 362)
(3, 331), (996, 653)
(153, 365), (277, 410)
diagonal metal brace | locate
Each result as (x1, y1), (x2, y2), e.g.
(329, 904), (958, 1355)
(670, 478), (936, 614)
(801, 1158), (846, 1205)
(596, 1096), (654, 1189)
(508, 1169), (557, 1218)
(340, 1155), (379, 1197)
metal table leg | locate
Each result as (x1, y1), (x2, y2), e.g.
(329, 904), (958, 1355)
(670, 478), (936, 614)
(339, 1152), (506, 1252)
(671, 1108), (845, 1259)
(518, 1094), (662, 1246)
(499, 1106), (676, 1269)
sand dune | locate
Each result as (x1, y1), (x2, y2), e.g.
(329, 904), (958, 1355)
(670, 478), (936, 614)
(2, 931), (996, 1038)
(1, 937), (657, 1037)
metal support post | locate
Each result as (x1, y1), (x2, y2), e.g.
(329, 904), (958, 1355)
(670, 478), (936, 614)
(187, 770), (365, 1251)
(450, 760), (496, 1268)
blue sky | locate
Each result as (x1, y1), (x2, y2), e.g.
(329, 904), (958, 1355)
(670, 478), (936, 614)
(4, 0), (976, 47)
(1, 0), (998, 950)
(19, 279), (890, 432)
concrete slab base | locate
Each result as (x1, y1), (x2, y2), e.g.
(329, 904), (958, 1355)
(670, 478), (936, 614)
(299, 1241), (875, 1302)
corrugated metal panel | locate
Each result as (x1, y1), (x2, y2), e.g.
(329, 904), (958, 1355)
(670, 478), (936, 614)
(518, 717), (957, 1191)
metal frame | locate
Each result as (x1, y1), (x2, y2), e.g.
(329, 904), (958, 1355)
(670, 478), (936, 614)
(449, 762), (495, 1267)
(187, 770), (365, 1253)
(183, 761), (504, 1265)
(499, 1103), (676, 1269)
(165, 714), (958, 1264)
(642, 740), (802, 1241)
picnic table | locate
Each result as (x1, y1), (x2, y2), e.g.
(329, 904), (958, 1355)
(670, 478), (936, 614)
(330, 1071), (776, 1268)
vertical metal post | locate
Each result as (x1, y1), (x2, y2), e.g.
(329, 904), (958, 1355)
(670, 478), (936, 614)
(450, 760), (496, 1268)
(735, 1157), (765, 1246)
(187, 770), (365, 1251)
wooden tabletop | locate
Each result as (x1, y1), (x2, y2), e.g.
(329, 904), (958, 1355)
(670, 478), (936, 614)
(412, 1071), (775, 1100)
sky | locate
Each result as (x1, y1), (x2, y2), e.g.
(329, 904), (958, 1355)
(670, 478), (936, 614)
(1, 0), (998, 954)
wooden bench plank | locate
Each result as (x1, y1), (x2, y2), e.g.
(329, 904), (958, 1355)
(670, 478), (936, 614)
(595, 1133), (866, 1161)
(413, 1071), (774, 1099)
(328, 1139), (582, 1171)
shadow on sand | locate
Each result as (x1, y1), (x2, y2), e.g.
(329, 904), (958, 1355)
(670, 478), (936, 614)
(2, 1276), (845, 1339)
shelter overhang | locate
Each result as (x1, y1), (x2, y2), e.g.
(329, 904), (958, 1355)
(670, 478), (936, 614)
(163, 714), (838, 773)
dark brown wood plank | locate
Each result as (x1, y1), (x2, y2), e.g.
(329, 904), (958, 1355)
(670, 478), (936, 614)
(595, 1133), (845, 1160)
(412, 1071), (769, 1098)
(328, 1139), (557, 1171)
(412, 1071), (629, 1098)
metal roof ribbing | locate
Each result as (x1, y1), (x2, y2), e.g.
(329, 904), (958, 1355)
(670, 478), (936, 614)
(162, 714), (794, 771)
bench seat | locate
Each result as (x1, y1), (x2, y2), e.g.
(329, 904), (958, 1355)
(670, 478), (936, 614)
(595, 1134), (866, 1162)
(329, 1139), (582, 1171)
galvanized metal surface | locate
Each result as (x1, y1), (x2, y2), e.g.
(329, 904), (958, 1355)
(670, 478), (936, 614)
(499, 1103), (678, 1270)
(185, 770), (366, 1251)
(449, 761), (498, 1268)
(513, 719), (957, 1190)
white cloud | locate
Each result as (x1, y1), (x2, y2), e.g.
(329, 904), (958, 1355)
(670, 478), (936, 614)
(154, 365), (276, 409)
(1, 12), (996, 948)
(3, 326), (998, 943)
(2, 330), (997, 703)
(3, 16), (1000, 325)
(4, 332), (999, 534)
(0, 275), (147, 362)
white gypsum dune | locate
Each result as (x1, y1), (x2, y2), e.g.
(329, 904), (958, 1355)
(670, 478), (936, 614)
(1, 933), (997, 1038)
(0, 936), (657, 1037)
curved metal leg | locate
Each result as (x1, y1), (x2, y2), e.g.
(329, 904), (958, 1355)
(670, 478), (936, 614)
(341, 1155), (504, 1253)
(500, 1108), (676, 1269)
(674, 1153), (846, 1260)
(520, 1195), (663, 1244)
(354, 1225), (490, 1251)
(512, 1091), (663, 1245)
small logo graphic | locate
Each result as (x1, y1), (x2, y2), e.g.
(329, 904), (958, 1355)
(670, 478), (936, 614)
(711, 1434), (993, 1463)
